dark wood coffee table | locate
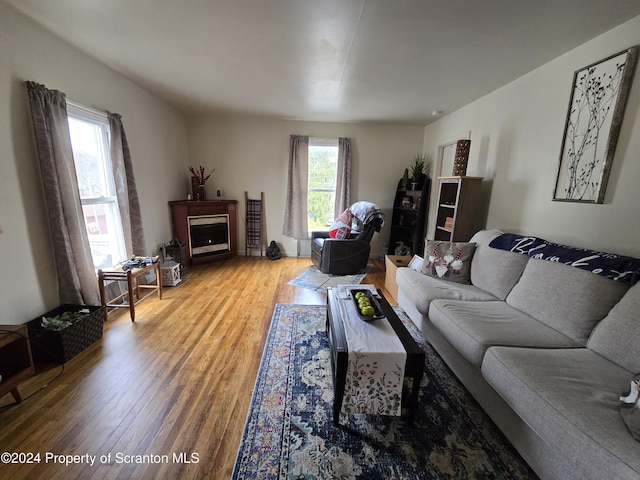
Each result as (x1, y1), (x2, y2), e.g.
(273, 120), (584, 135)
(325, 287), (425, 426)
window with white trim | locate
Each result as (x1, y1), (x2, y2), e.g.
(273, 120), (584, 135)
(307, 138), (339, 233)
(67, 103), (126, 269)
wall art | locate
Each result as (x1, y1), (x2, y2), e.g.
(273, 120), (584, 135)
(553, 45), (638, 203)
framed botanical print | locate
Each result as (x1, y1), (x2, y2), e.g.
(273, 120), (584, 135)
(553, 45), (638, 203)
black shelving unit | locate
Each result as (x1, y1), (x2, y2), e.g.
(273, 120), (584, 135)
(387, 178), (430, 256)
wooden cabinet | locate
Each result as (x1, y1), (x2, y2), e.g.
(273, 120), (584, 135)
(0, 324), (35, 402)
(169, 200), (238, 265)
(387, 178), (430, 256)
(434, 176), (483, 242)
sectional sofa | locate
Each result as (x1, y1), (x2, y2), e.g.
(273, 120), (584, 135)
(396, 229), (640, 480)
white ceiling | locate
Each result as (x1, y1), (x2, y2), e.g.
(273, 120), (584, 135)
(5, 0), (640, 125)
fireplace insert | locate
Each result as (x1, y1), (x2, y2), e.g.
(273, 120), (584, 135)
(188, 215), (230, 257)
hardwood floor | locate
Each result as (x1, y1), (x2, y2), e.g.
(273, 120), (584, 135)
(0, 256), (393, 479)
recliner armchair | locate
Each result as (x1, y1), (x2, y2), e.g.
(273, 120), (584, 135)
(311, 201), (384, 275)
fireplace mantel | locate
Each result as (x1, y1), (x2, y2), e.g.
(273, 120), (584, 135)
(169, 200), (237, 264)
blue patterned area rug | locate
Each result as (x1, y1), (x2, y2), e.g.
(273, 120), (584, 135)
(287, 265), (370, 291)
(232, 304), (537, 479)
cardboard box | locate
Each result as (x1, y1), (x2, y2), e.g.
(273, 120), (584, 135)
(385, 255), (412, 301)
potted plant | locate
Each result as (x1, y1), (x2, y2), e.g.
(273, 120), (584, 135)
(409, 154), (431, 189)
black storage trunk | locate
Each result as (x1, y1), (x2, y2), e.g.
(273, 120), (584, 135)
(27, 304), (105, 364)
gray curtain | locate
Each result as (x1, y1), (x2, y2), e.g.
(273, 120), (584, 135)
(335, 137), (352, 215)
(282, 135), (309, 238)
(109, 113), (146, 256)
(25, 82), (101, 306)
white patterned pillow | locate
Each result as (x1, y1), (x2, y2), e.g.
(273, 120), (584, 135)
(421, 241), (476, 284)
(620, 373), (640, 441)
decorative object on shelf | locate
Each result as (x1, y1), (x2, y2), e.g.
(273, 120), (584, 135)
(189, 165), (215, 201)
(453, 140), (471, 176)
(553, 45), (638, 204)
(395, 241), (411, 256)
(190, 176), (202, 200)
(401, 168), (410, 190)
(444, 216), (454, 230)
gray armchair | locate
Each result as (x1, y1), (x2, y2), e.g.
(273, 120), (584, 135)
(311, 202), (384, 275)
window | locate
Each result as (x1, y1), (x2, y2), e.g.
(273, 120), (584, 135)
(67, 103), (126, 269)
(307, 138), (339, 232)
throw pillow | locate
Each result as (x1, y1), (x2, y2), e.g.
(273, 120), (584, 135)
(329, 209), (354, 239)
(421, 240), (476, 284)
(620, 373), (640, 441)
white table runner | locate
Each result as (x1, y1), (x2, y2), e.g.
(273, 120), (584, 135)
(336, 285), (407, 416)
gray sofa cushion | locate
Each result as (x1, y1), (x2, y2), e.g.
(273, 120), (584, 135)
(429, 300), (580, 367)
(483, 347), (640, 480)
(588, 283), (640, 373)
(469, 229), (529, 300)
(506, 258), (629, 344)
(395, 267), (497, 316)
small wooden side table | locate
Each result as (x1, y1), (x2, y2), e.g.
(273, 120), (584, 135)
(0, 324), (35, 403)
(98, 256), (162, 322)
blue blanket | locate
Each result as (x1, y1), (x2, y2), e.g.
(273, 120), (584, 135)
(489, 234), (640, 286)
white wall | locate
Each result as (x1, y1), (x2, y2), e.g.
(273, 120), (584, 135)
(186, 115), (425, 258)
(0, 3), (189, 324)
(423, 15), (640, 257)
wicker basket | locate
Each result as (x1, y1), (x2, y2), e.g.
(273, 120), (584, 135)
(27, 304), (104, 364)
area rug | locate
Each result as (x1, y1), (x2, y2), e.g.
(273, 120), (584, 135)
(287, 265), (369, 291)
(232, 304), (537, 479)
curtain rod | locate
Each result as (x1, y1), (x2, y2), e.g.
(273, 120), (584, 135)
(310, 137), (339, 146)
(67, 99), (109, 119)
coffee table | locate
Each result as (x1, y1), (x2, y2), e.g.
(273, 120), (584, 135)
(325, 287), (425, 426)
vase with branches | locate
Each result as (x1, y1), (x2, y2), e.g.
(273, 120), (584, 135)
(189, 165), (215, 200)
